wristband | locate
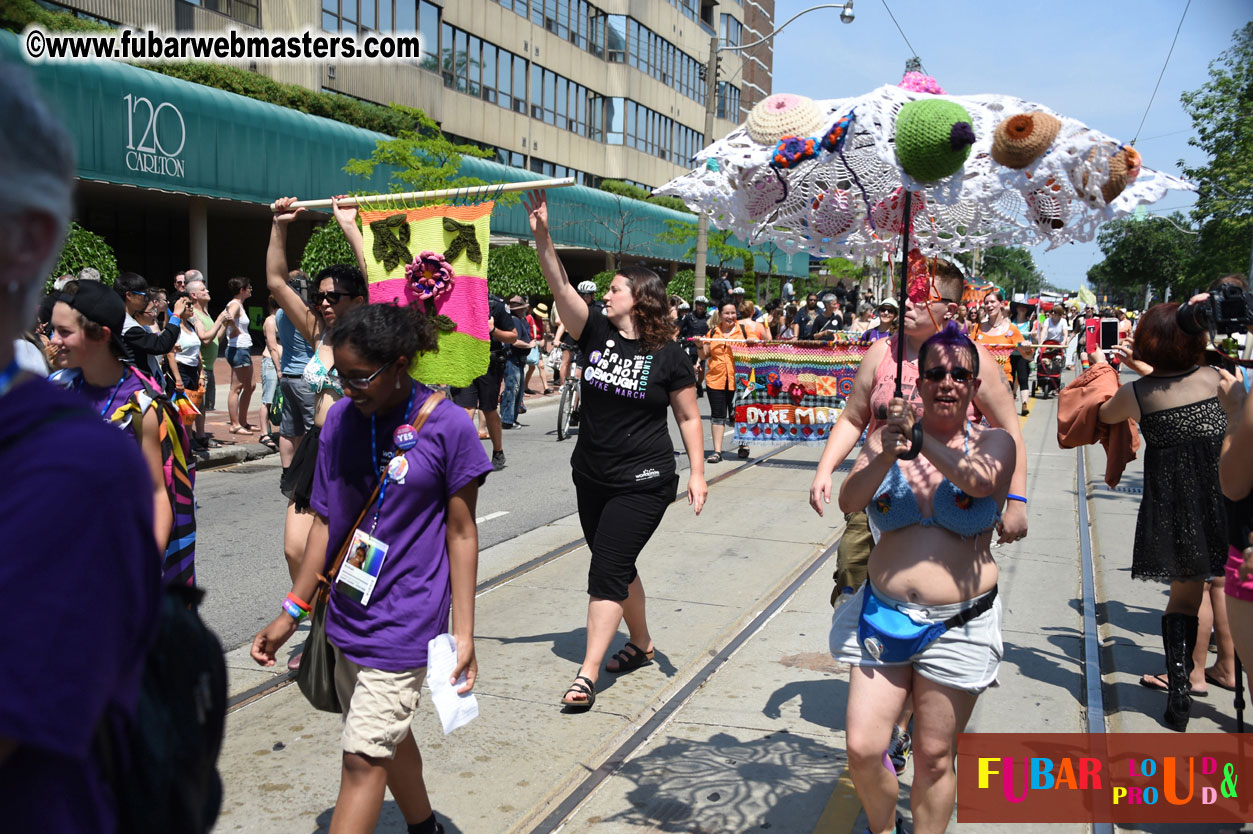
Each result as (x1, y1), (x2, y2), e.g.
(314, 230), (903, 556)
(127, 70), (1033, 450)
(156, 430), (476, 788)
(1007, 493), (1027, 504)
(168, 315), (182, 328)
(281, 598), (308, 622)
(285, 592), (312, 612)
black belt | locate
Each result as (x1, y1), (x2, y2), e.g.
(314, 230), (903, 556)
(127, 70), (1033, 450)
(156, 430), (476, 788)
(281, 373), (303, 378)
(942, 585), (998, 630)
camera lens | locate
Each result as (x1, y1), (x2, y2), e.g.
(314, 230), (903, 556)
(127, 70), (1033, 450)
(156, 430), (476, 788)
(1175, 300), (1210, 336)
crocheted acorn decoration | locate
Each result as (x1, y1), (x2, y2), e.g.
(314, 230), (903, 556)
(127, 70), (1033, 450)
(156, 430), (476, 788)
(1101, 146), (1142, 204)
(894, 99), (976, 182)
(990, 112), (1061, 169)
(746, 93), (828, 146)
(898, 71), (946, 95)
(772, 135), (818, 169)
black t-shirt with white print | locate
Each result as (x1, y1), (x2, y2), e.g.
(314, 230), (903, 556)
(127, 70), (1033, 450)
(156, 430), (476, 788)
(573, 313), (695, 489)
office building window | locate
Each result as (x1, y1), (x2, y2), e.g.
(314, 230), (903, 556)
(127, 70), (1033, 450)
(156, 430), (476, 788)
(606, 14), (626, 62)
(717, 82), (740, 120)
(720, 14), (741, 48)
(417, 1), (437, 68)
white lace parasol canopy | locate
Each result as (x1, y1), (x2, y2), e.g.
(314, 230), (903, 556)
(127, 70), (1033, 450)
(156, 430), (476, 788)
(655, 83), (1194, 260)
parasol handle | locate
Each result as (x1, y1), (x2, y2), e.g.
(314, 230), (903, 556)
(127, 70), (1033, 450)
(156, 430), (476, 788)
(893, 190), (923, 461)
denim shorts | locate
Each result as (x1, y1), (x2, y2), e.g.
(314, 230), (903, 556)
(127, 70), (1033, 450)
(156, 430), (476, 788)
(829, 580), (1002, 693)
(224, 345), (252, 369)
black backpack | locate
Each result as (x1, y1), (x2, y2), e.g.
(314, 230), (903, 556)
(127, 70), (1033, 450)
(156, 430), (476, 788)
(97, 584), (227, 834)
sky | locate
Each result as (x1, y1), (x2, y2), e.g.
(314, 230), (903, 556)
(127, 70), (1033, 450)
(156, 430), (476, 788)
(767, 0), (1251, 291)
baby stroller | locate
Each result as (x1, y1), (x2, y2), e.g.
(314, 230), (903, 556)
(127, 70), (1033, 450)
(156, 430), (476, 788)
(1031, 339), (1065, 398)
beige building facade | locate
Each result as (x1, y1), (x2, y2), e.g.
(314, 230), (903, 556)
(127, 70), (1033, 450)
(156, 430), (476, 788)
(51, 0), (773, 191)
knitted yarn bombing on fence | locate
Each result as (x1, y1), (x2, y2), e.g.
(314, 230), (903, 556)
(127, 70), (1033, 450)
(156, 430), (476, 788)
(655, 84), (1192, 261)
(730, 339), (1016, 445)
(359, 201), (493, 387)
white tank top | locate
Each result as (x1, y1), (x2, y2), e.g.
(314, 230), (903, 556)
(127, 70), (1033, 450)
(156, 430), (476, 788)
(175, 325), (202, 366)
(228, 301), (253, 349)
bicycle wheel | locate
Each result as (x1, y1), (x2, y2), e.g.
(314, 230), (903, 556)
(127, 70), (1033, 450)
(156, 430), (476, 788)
(557, 381), (574, 440)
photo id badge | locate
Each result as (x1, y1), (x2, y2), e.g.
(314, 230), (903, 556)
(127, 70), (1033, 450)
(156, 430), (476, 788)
(335, 529), (390, 606)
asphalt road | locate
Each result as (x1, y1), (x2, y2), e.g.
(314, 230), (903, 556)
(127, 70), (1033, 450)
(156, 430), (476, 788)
(195, 393), (714, 651)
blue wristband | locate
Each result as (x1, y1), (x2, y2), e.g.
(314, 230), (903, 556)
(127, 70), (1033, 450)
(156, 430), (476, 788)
(281, 598), (307, 622)
(1007, 493), (1027, 504)
(168, 315), (182, 328)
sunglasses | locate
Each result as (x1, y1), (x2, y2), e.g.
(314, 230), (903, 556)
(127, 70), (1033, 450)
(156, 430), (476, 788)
(330, 364), (386, 390)
(921, 366), (975, 383)
(313, 290), (351, 305)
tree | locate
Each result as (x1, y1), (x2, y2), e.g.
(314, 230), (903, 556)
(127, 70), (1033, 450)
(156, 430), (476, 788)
(299, 221), (356, 278)
(1085, 213), (1197, 304)
(48, 222), (119, 290)
(561, 192), (655, 270)
(486, 243), (547, 298)
(658, 221), (755, 273)
(979, 246), (1047, 296)
(1180, 22), (1253, 282)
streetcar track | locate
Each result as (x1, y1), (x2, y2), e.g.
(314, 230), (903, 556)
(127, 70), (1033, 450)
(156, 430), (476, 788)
(225, 442), (802, 714)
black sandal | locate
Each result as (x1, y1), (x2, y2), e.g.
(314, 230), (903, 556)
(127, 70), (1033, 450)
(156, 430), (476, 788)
(560, 675), (595, 710)
(606, 641), (655, 674)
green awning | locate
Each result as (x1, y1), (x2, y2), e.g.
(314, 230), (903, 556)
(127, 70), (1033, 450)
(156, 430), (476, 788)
(2, 31), (808, 275)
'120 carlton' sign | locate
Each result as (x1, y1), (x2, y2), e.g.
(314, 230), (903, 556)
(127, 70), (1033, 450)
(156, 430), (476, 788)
(123, 94), (185, 179)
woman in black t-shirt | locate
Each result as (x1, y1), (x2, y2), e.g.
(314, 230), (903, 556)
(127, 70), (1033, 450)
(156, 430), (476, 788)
(525, 190), (707, 711)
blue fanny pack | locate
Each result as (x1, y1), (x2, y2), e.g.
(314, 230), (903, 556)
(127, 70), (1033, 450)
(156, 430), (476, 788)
(857, 584), (997, 663)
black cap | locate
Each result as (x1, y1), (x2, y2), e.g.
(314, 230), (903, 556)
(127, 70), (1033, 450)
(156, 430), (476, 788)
(58, 281), (133, 362)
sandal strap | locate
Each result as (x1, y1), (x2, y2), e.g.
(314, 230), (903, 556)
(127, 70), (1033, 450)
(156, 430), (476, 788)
(562, 675), (595, 700)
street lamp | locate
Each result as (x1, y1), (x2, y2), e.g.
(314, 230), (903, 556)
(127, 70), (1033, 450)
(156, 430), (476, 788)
(693, 3), (854, 299)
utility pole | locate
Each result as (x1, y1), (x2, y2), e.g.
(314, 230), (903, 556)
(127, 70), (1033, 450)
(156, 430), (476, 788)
(693, 31), (720, 301)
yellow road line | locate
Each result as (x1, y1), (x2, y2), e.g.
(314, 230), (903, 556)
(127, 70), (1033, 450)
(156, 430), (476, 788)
(812, 766), (862, 834)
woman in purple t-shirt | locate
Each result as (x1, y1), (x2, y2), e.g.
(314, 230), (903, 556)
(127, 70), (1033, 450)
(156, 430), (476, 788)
(251, 303), (491, 834)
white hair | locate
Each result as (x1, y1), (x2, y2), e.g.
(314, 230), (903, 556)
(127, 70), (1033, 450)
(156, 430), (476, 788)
(184, 269), (204, 283)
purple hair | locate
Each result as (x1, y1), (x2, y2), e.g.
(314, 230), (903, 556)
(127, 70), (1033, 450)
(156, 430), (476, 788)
(918, 321), (979, 375)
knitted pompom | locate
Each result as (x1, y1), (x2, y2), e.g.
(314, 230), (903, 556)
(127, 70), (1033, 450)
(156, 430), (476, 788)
(990, 112), (1061, 169)
(894, 99), (975, 182)
(898, 71), (945, 95)
(746, 93), (828, 146)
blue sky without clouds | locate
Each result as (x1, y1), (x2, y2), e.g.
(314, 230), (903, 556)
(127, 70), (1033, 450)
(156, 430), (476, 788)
(767, 0), (1251, 291)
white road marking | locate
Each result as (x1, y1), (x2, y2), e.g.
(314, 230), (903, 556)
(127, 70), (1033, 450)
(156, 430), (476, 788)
(476, 511), (509, 524)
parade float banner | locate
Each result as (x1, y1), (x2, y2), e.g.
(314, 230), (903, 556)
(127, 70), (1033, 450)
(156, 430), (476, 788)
(359, 201), (493, 388)
(731, 338), (1015, 444)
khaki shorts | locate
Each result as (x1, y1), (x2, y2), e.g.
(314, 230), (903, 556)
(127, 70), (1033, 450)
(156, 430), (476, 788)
(332, 645), (427, 759)
(832, 510), (874, 605)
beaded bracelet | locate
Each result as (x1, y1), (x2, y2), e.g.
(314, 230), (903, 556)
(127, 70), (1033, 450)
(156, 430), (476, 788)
(1007, 493), (1028, 504)
(281, 598), (308, 622)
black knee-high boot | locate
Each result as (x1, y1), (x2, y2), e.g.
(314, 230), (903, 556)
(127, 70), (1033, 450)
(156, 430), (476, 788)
(1162, 612), (1198, 732)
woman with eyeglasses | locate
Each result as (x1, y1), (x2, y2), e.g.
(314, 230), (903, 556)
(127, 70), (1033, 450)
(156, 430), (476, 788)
(268, 196), (369, 647)
(251, 302), (490, 834)
(831, 322), (1014, 834)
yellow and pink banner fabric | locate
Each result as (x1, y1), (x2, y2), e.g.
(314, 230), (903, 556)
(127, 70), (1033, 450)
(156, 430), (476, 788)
(359, 201), (494, 387)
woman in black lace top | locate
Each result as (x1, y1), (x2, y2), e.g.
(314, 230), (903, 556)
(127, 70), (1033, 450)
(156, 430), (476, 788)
(1094, 303), (1228, 732)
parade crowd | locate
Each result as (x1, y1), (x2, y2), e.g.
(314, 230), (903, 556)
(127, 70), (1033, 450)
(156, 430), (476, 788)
(5, 64), (1253, 834)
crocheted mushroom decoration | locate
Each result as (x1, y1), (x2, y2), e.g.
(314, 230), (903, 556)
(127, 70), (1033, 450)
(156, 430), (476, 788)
(894, 99), (976, 182)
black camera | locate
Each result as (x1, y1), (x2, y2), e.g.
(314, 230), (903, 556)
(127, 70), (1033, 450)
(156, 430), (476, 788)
(1176, 283), (1253, 337)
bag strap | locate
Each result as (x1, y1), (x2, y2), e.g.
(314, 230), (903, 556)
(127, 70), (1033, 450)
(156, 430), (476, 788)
(323, 391), (445, 586)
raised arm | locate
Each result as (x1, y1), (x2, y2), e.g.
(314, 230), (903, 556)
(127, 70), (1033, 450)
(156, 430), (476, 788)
(332, 195), (368, 278)
(524, 190), (588, 341)
(268, 197), (322, 345)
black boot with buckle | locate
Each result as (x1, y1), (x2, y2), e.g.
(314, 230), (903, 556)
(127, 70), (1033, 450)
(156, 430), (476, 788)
(1162, 612), (1198, 732)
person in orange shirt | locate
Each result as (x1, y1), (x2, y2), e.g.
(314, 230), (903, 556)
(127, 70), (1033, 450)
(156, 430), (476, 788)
(699, 301), (759, 463)
(970, 290), (1028, 415)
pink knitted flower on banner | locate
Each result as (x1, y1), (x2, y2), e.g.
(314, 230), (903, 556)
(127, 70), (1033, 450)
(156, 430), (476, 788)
(898, 72), (945, 95)
(405, 251), (454, 301)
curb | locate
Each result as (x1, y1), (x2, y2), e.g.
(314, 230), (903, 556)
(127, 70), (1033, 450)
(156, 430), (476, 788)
(195, 443), (275, 471)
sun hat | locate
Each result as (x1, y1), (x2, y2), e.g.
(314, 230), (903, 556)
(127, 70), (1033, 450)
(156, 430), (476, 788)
(877, 298), (899, 311)
(507, 295), (527, 310)
(745, 93), (828, 146)
(533, 302), (549, 317)
(894, 99), (976, 182)
(990, 112), (1061, 169)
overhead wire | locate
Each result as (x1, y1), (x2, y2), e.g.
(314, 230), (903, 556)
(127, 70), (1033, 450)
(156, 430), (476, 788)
(879, 0), (923, 74)
(1132, 0), (1191, 145)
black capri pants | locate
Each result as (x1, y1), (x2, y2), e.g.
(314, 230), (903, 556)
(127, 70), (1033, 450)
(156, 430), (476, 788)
(1008, 353), (1031, 391)
(574, 472), (678, 601)
(707, 385), (736, 426)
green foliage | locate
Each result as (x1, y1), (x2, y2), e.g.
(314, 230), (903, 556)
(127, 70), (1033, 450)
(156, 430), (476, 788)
(599, 180), (691, 214)
(486, 244), (547, 297)
(1, 0), (114, 33)
(1086, 213), (1197, 303)
(343, 104), (517, 206)
(649, 194), (692, 213)
(1180, 22), (1253, 281)
(148, 64), (416, 136)
(48, 222), (118, 291)
(591, 270), (617, 295)
(979, 246), (1047, 296)
(667, 269), (695, 301)
(299, 222), (355, 278)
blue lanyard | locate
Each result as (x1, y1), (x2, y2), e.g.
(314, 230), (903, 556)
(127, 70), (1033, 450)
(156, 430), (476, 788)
(367, 383), (418, 533)
(0, 358), (21, 399)
(75, 367), (130, 418)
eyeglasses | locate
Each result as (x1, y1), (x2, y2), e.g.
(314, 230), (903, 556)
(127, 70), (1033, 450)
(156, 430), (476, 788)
(313, 291), (350, 305)
(921, 366), (975, 383)
(330, 364), (386, 390)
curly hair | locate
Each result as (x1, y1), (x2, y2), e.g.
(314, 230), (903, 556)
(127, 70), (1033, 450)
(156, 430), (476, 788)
(616, 266), (675, 353)
(316, 264), (368, 299)
(326, 303), (438, 368)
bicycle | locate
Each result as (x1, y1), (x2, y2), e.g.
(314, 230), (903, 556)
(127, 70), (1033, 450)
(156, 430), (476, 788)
(556, 347), (582, 441)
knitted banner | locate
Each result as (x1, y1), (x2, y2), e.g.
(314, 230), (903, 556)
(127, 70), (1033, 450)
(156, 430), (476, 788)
(730, 337), (1014, 445)
(359, 202), (493, 388)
